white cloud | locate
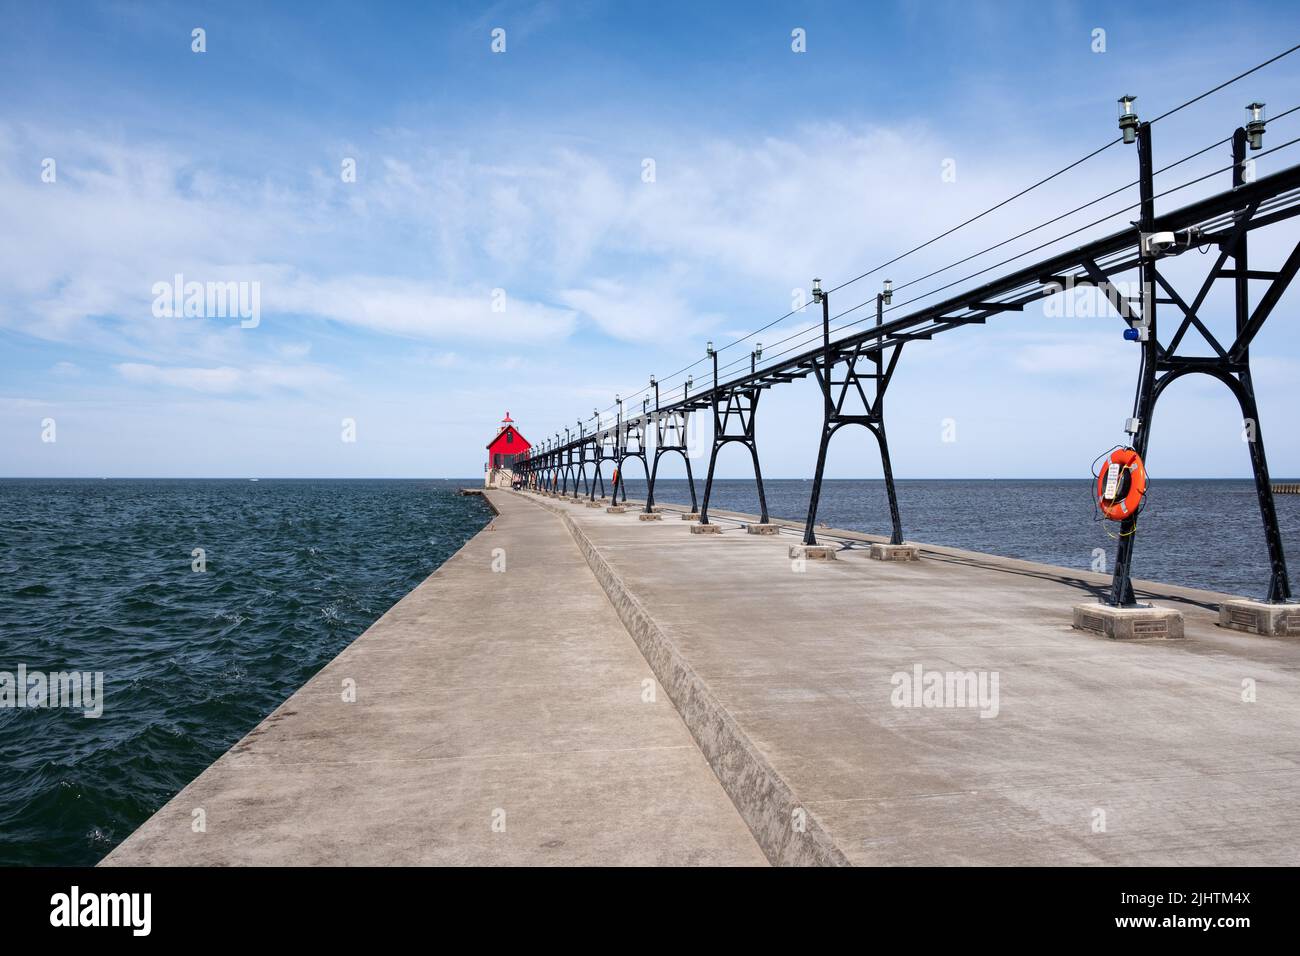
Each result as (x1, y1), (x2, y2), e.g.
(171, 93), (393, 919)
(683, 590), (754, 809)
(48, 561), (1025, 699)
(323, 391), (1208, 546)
(115, 362), (339, 395)
(270, 274), (576, 343)
(4, 103), (1298, 478)
(116, 364), (243, 393)
(558, 276), (711, 342)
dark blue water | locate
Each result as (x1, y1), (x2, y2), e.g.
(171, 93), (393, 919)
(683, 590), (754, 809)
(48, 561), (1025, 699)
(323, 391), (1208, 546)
(0, 479), (491, 867)
(619, 478), (1299, 598)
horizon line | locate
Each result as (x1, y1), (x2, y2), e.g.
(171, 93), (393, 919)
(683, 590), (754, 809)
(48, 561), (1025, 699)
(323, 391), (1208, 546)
(0, 475), (1291, 482)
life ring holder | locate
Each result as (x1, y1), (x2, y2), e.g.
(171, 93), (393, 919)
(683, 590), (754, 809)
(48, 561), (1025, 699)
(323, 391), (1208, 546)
(1091, 445), (1150, 537)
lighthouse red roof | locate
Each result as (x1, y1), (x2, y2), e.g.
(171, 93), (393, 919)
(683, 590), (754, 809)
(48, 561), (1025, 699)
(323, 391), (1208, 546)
(486, 412), (530, 452)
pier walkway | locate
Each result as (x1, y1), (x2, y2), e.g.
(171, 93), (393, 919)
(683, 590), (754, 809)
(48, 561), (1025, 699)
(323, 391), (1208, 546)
(516, 490), (1300, 866)
(107, 488), (1300, 866)
(103, 492), (765, 866)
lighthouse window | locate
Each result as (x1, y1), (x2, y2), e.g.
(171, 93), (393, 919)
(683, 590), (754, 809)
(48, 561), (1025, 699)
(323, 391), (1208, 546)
(506, 430), (513, 444)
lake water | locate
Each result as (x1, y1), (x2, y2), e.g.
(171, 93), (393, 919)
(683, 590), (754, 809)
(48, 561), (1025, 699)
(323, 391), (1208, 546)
(0, 479), (492, 866)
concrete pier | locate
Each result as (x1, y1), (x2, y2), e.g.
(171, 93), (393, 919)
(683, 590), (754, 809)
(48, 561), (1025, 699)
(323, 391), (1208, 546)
(106, 488), (1300, 866)
(102, 492), (765, 866)
(514, 489), (1300, 866)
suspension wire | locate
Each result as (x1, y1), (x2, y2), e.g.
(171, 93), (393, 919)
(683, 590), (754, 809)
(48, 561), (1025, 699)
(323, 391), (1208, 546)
(708, 104), (1300, 388)
(562, 46), (1300, 440)
(585, 131), (1123, 424)
(582, 129), (1300, 434)
(724, 132), (1300, 376)
(1147, 42), (1300, 124)
(820, 133), (1300, 338)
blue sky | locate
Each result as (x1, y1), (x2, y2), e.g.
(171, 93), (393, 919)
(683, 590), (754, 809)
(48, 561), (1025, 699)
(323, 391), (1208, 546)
(2, 0), (1299, 478)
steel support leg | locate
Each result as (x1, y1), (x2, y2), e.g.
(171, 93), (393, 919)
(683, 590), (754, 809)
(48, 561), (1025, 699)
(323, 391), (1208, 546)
(647, 449), (698, 513)
(646, 453), (661, 513)
(802, 424), (834, 546)
(874, 423), (905, 546)
(700, 439), (766, 525)
(1235, 373), (1292, 602)
(698, 443), (723, 525)
(749, 443), (770, 525)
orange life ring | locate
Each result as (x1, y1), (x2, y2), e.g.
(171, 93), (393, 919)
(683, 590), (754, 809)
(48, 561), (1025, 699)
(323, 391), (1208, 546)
(1096, 447), (1147, 521)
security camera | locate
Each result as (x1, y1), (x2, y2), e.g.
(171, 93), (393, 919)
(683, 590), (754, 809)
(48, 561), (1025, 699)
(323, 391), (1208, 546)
(1140, 227), (1201, 258)
(1140, 231), (1177, 256)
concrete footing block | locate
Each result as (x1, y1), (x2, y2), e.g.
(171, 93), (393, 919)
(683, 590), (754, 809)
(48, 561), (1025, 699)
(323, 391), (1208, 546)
(637, 512), (662, 521)
(585, 501), (603, 509)
(1072, 603), (1185, 640)
(680, 512), (700, 521)
(746, 523), (779, 535)
(1218, 598), (1300, 637)
(870, 543), (919, 561)
(689, 523), (723, 535)
(606, 505), (627, 514)
(789, 544), (836, 560)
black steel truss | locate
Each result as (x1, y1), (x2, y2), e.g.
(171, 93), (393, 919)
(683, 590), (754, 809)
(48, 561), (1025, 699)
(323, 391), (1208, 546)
(516, 126), (1300, 604)
(646, 406), (698, 513)
(1107, 125), (1295, 605)
(611, 411), (649, 507)
(589, 428), (619, 501)
(802, 289), (905, 547)
(699, 347), (769, 526)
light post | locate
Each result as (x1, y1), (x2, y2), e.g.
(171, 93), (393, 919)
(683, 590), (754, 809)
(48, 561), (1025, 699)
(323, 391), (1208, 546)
(1246, 102), (1266, 150)
(1118, 95), (1139, 145)
(814, 276), (831, 354)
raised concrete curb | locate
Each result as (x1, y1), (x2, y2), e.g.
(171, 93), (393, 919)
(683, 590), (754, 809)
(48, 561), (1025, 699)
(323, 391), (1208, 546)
(1219, 598), (1300, 637)
(1072, 603), (1185, 640)
(517, 491), (850, 867)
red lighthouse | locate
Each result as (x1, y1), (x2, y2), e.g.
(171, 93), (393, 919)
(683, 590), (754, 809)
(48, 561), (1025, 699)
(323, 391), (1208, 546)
(484, 412), (531, 488)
